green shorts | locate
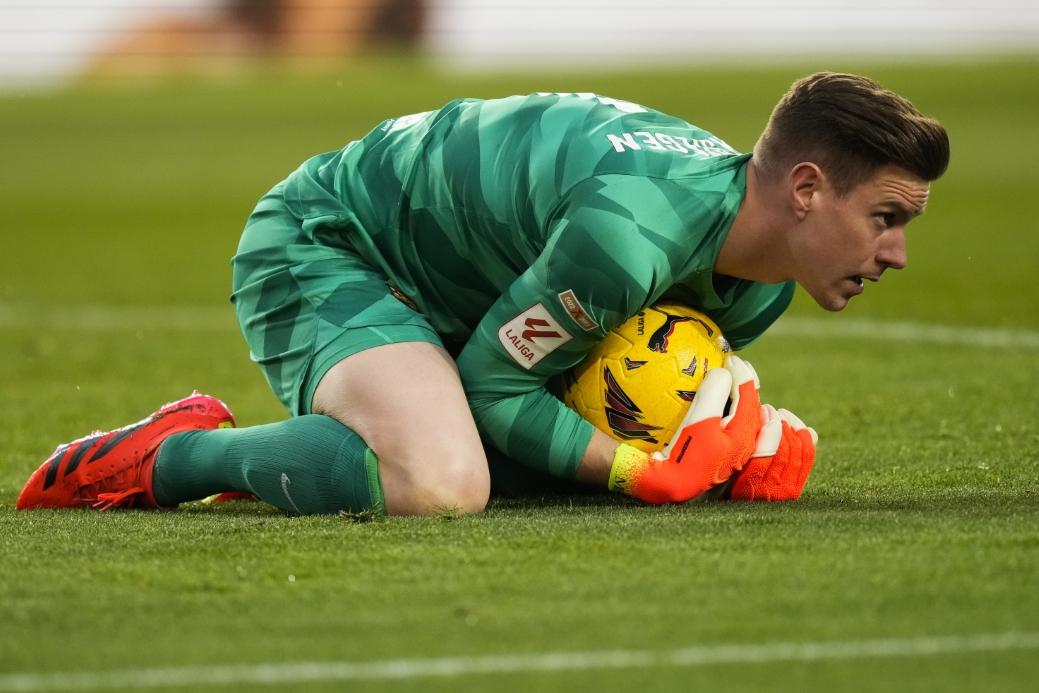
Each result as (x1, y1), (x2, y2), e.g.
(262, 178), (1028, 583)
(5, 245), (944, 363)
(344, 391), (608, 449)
(231, 182), (442, 416)
(232, 182), (605, 499)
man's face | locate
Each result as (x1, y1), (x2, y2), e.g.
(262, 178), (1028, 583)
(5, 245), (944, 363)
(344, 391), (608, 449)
(788, 164), (930, 311)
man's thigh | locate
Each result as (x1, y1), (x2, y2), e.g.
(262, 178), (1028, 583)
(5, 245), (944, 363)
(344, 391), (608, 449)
(232, 186), (488, 514)
(231, 183), (442, 417)
(312, 342), (490, 516)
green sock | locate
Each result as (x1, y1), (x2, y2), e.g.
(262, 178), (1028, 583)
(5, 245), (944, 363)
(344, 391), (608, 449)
(152, 415), (384, 515)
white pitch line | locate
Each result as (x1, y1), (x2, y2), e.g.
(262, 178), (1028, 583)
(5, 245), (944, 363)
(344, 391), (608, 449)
(0, 305), (235, 331)
(1, 304), (1038, 350)
(768, 316), (1039, 350)
(1, 632), (1037, 691)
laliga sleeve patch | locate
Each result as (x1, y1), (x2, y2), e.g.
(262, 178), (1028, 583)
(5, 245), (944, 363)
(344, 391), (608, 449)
(498, 303), (573, 370)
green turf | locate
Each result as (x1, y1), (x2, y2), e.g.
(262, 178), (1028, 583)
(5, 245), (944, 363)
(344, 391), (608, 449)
(1, 59), (1038, 691)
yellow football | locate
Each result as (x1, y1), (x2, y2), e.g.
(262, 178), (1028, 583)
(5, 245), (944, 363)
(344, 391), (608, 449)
(562, 302), (730, 454)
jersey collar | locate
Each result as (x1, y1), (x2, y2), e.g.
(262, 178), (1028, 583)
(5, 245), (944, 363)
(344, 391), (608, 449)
(682, 155), (750, 309)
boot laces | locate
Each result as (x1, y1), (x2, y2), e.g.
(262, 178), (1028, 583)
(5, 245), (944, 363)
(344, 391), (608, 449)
(93, 487), (147, 512)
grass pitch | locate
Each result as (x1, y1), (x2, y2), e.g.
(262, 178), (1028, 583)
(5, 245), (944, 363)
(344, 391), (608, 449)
(1, 59), (1038, 692)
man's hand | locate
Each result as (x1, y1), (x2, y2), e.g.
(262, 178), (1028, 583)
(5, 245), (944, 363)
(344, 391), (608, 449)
(608, 356), (762, 505)
(730, 405), (818, 502)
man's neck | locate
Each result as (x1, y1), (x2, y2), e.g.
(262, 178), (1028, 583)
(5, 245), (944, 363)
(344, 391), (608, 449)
(714, 159), (795, 284)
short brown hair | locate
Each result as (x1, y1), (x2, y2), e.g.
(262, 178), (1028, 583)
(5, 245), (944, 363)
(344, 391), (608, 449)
(754, 72), (950, 195)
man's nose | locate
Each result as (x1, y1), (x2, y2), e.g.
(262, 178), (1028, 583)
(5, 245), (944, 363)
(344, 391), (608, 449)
(878, 227), (907, 271)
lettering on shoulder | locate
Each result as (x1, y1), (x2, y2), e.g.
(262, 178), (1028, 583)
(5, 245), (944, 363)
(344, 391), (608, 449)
(535, 92), (647, 114)
(383, 112), (430, 132)
(498, 303), (573, 370)
(606, 132), (739, 158)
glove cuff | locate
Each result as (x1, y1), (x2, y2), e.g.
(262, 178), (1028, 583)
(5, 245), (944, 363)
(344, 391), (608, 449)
(608, 444), (652, 495)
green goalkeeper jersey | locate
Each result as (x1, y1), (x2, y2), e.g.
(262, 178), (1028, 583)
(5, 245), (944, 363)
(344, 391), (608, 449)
(281, 92), (794, 478)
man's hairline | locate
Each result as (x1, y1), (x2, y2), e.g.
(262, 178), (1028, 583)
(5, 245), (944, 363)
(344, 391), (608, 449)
(753, 155), (931, 204)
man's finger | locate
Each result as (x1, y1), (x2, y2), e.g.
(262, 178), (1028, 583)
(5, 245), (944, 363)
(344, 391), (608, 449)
(778, 408), (818, 445)
(721, 355), (759, 429)
(683, 366), (732, 426)
(751, 404), (782, 458)
(656, 367), (733, 460)
(743, 357), (761, 390)
(724, 355), (757, 390)
(794, 429), (818, 490)
(776, 424), (805, 498)
(777, 408), (807, 430)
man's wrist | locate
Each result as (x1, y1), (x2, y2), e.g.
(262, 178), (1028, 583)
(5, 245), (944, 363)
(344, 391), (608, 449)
(573, 428), (621, 486)
(608, 443), (652, 494)
(602, 444), (640, 492)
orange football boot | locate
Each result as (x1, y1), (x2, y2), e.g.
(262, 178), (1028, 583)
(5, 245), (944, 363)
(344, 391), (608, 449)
(17, 392), (235, 511)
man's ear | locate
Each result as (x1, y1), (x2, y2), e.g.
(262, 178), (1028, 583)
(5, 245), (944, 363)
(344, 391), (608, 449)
(788, 162), (824, 221)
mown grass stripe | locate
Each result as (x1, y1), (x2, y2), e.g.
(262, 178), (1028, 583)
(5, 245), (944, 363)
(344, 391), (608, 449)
(768, 316), (1039, 349)
(0, 305), (235, 331)
(2, 305), (1038, 349)
(1, 632), (1036, 691)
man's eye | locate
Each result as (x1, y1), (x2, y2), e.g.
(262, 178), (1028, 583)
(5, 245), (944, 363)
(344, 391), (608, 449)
(877, 213), (896, 228)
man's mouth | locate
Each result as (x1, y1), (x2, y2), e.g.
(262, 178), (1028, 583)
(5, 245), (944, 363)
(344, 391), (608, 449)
(846, 276), (866, 296)
(847, 275), (879, 295)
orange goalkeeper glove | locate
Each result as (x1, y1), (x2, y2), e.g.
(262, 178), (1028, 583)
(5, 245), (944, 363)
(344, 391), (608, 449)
(608, 355), (762, 505)
(730, 404), (818, 502)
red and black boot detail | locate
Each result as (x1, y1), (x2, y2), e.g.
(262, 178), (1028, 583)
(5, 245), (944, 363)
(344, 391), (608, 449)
(17, 393), (235, 511)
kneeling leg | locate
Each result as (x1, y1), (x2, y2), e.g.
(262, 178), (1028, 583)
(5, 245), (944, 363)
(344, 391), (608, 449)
(153, 415), (381, 515)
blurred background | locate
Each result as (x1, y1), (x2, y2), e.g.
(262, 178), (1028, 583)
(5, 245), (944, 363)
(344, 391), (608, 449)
(4, 0), (1039, 83)
(1, 1), (1038, 349)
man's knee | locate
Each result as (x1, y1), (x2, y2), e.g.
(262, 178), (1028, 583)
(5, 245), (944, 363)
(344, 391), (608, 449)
(429, 449), (491, 514)
(309, 342), (491, 515)
(380, 442), (490, 516)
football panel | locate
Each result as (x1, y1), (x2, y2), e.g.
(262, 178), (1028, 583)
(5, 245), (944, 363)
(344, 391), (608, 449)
(562, 302), (728, 455)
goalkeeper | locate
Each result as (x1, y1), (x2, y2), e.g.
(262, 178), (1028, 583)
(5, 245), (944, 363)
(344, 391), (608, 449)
(18, 73), (948, 515)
